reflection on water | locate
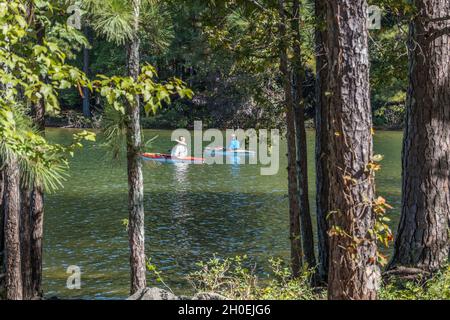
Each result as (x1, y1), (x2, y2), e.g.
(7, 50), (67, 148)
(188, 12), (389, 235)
(43, 128), (403, 299)
(172, 163), (190, 220)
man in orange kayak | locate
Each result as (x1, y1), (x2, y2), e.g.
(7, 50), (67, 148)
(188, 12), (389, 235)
(171, 136), (188, 159)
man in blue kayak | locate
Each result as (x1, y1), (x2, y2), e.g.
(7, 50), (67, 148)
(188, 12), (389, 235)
(228, 134), (240, 151)
(205, 134), (241, 154)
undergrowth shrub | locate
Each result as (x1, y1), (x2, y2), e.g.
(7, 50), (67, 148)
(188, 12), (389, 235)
(187, 255), (324, 300)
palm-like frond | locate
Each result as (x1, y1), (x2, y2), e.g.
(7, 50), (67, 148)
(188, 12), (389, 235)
(101, 103), (128, 160)
(82, 0), (134, 45)
(0, 106), (69, 193)
(139, 1), (174, 55)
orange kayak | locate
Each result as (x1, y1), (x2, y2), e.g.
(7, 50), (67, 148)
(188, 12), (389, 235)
(142, 153), (205, 164)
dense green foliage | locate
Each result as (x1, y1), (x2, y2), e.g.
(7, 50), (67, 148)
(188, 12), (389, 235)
(56, 0), (410, 129)
(0, 0), (96, 191)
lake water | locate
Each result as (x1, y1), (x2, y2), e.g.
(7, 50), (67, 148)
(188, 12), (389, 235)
(43, 128), (403, 299)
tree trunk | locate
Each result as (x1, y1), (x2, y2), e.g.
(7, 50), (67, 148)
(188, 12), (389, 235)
(4, 156), (23, 300)
(20, 187), (32, 299)
(82, 25), (91, 118)
(326, 0), (379, 300)
(30, 22), (46, 299)
(278, 0), (303, 277)
(30, 184), (44, 298)
(127, 0), (146, 294)
(291, 0), (317, 273)
(388, 0), (450, 273)
(314, 0), (330, 284)
(0, 170), (5, 297)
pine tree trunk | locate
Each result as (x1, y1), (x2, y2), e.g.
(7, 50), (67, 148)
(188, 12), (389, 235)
(388, 0), (450, 273)
(0, 170), (5, 297)
(30, 22), (46, 299)
(326, 0), (379, 300)
(30, 184), (44, 298)
(4, 156), (23, 300)
(127, 0), (146, 294)
(314, 0), (330, 284)
(292, 0), (317, 273)
(278, 0), (303, 277)
(20, 187), (32, 299)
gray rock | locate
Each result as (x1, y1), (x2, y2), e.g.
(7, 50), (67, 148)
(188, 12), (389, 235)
(127, 287), (228, 300)
(192, 292), (228, 300)
(127, 287), (179, 300)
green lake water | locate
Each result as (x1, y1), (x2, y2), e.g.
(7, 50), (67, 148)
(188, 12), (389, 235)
(43, 128), (403, 299)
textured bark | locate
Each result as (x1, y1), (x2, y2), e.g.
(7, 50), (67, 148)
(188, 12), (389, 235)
(4, 156), (23, 300)
(20, 187), (32, 299)
(278, 0), (303, 277)
(326, 0), (379, 300)
(389, 0), (450, 273)
(314, 0), (330, 284)
(292, 0), (317, 272)
(30, 185), (44, 298)
(0, 170), (5, 297)
(127, 0), (146, 294)
(30, 20), (46, 299)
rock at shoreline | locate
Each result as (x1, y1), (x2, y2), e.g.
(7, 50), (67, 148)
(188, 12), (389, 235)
(192, 292), (227, 300)
(127, 287), (179, 300)
(127, 287), (227, 300)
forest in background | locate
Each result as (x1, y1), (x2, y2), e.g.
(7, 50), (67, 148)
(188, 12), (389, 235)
(59, 0), (408, 130)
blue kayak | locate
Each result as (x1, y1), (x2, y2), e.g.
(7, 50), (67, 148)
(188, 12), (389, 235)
(205, 149), (256, 156)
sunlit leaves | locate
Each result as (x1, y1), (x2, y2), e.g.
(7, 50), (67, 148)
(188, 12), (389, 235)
(93, 64), (193, 116)
(0, 0), (95, 192)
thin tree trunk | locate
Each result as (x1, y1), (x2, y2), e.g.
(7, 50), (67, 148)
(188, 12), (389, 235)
(291, 0), (317, 272)
(314, 0), (330, 284)
(127, 0), (146, 294)
(30, 184), (44, 298)
(388, 0), (450, 274)
(82, 25), (91, 118)
(30, 22), (46, 299)
(326, 0), (379, 300)
(4, 155), (23, 300)
(20, 187), (32, 299)
(0, 170), (5, 297)
(278, 0), (303, 277)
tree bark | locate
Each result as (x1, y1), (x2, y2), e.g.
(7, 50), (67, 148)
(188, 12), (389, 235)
(326, 0), (379, 300)
(127, 0), (146, 294)
(291, 0), (317, 273)
(314, 0), (330, 284)
(30, 184), (44, 298)
(278, 0), (303, 277)
(0, 170), (5, 297)
(4, 155), (23, 300)
(30, 21), (46, 299)
(20, 187), (32, 299)
(388, 0), (450, 273)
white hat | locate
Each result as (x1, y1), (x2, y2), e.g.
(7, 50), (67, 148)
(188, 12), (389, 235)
(175, 139), (187, 146)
